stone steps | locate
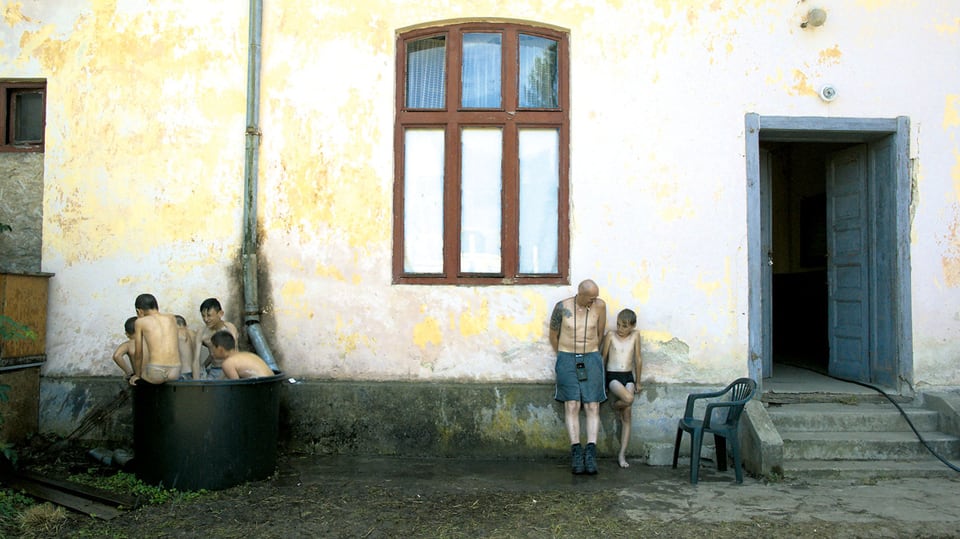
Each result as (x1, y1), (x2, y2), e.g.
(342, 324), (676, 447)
(780, 459), (957, 479)
(780, 431), (960, 460)
(766, 401), (960, 478)
(767, 402), (940, 432)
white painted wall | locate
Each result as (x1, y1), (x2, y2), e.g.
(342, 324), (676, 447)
(0, 1), (956, 386)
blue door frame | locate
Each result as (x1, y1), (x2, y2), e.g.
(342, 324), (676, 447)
(745, 114), (912, 393)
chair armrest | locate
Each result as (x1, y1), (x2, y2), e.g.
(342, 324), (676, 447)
(703, 396), (753, 428)
(683, 388), (731, 418)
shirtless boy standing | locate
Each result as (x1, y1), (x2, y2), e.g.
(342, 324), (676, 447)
(192, 298), (239, 380)
(209, 330), (274, 379)
(130, 294), (181, 385)
(174, 315), (197, 380)
(549, 279), (607, 475)
(111, 316), (138, 381)
(600, 308), (643, 468)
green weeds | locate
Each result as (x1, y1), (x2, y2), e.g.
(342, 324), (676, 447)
(67, 470), (207, 506)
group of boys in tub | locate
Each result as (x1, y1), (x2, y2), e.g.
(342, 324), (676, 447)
(111, 294), (273, 384)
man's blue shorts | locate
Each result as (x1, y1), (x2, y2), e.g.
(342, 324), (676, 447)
(554, 351), (607, 403)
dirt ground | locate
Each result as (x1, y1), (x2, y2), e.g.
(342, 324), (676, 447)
(6, 440), (960, 538)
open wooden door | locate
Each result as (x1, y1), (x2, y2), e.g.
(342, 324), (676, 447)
(826, 145), (869, 382)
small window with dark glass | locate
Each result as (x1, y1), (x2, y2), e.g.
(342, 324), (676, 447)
(0, 81), (45, 151)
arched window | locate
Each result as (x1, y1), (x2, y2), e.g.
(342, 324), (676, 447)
(394, 22), (569, 285)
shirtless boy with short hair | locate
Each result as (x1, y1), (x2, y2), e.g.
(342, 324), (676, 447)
(111, 316), (138, 381)
(600, 308), (643, 468)
(209, 330), (274, 380)
(192, 298), (239, 380)
(130, 294), (181, 385)
(174, 315), (197, 380)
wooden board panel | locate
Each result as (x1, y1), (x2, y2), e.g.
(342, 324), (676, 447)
(0, 474), (122, 520)
(0, 273), (50, 359)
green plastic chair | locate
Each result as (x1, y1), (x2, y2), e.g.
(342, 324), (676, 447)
(672, 377), (757, 484)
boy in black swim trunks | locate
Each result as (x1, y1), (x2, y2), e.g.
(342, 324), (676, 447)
(600, 308), (642, 468)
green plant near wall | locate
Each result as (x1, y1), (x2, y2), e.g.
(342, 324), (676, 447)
(0, 315), (35, 342)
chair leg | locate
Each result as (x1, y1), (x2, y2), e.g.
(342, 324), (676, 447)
(729, 435), (744, 484)
(689, 429), (703, 485)
(672, 427), (683, 469)
(715, 434), (728, 472)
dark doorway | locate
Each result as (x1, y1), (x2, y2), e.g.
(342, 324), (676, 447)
(762, 142), (853, 373)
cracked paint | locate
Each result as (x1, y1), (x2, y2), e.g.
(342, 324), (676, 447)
(413, 314), (442, 349)
(0, 0), (954, 389)
(818, 45), (841, 65)
(495, 291), (548, 342)
(459, 299), (489, 338)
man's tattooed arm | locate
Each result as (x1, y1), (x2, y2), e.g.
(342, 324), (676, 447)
(549, 302), (569, 332)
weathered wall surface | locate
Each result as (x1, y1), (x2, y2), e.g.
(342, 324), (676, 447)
(38, 377), (687, 463)
(0, 153), (43, 273)
(0, 2), (956, 387)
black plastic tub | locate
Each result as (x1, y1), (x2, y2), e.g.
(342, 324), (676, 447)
(133, 372), (284, 491)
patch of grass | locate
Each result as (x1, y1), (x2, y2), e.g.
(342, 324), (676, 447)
(836, 395), (860, 405)
(67, 470), (207, 506)
(0, 487), (37, 538)
(0, 488), (35, 518)
(19, 502), (68, 538)
(763, 468), (785, 483)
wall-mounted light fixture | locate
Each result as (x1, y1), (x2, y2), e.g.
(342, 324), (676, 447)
(801, 8), (827, 28)
(818, 84), (837, 102)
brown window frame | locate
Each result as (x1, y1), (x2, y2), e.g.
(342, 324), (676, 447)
(393, 22), (569, 286)
(0, 81), (46, 153)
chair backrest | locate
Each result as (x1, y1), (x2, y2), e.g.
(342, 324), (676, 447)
(719, 377), (757, 427)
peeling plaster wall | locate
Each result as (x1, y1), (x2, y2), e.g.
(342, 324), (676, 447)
(0, 1), (957, 386)
(0, 153), (43, 272)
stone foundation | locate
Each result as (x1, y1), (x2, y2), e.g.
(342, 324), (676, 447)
(40, 378), (735, 466)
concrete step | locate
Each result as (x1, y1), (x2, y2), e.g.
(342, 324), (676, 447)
(761, 391), (911, 405)
(767, 402), (940, 433)
(781, 430), (960, 460)
(781, 459), (960, 480)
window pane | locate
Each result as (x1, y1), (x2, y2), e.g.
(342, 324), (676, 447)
(460, 128), (502, 273)
(13, 91), (42, 143)
(461, 33), (501, 109)
(403, 129), (445, 273)
(406, 36), (446, 109)
(518, 34), (558, 108)
(518, 129), (559, 274)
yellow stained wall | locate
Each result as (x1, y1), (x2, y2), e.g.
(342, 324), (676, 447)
(0, 1), (957, 386)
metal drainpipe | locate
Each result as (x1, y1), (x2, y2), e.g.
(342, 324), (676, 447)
(241, 0), (278, 371)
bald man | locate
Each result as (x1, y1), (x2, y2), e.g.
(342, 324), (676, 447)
(549, 279), (607, 474)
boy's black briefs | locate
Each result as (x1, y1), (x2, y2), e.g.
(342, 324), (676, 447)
(605, 371), (635, 387)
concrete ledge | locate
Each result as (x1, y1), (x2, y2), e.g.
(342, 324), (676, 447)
(280, 380), (692, 460)
(39, 377), (770, 464)
(741, 399), (783, 478)
(921, 391), (960, 437)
